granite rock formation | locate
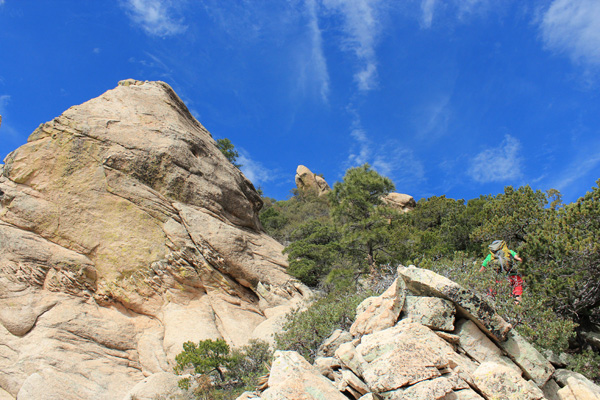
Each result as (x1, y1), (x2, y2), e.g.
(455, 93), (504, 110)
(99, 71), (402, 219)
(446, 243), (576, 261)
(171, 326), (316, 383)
(295, 165), (331, 197)
(0, 80), (309, 399)
(382, 192), (417, 213)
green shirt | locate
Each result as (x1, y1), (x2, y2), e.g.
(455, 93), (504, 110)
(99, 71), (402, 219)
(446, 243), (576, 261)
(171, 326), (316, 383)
(482, 250), (517, 267)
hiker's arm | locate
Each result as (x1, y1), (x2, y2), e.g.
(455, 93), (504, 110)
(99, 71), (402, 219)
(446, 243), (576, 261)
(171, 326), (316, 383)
(510, 250), (522, 262)
(480, 254), (492, 272)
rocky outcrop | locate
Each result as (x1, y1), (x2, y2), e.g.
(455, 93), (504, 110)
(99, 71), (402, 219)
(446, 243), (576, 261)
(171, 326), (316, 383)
(382, 192), (416, 213)
(295, 165), (331, 196)
(246, 265), (600, 400)
(0, 81), (310, 399)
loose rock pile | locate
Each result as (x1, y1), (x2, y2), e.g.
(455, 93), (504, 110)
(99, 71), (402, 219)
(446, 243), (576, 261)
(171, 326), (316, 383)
(240, 265), (600, 400)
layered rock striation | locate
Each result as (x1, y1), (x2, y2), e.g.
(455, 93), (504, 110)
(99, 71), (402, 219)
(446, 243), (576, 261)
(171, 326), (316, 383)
(0, 80), (309, 399)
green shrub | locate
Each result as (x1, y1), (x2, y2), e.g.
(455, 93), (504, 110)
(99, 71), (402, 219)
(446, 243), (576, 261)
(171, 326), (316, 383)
(173, 339), (271, 399)
(568, 349), (600, 383)
(275, 289), (368, 362)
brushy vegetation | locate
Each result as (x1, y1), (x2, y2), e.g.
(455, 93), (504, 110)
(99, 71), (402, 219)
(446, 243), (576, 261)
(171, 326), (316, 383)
(274, 289), (369, 362)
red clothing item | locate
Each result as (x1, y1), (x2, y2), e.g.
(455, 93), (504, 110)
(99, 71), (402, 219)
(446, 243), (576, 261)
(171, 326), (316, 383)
(508, 275), (523, 296)
(488, 275), (524, 298)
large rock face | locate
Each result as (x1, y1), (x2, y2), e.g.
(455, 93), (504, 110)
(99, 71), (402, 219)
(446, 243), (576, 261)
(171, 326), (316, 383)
(0, 81), (309, 399)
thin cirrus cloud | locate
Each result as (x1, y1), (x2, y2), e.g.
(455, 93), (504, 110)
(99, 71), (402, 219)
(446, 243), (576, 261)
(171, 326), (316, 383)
(322, 0), (381, 91)
(539, 0), (600, 68)
(468, 134), (523, 183)
(419, 0), (491, 29)
(346, 114), (425, 185)
(303, 0), (331, 102)
(122, 0), (187, 37)
(238, 151), (279, 188)
(549, 139), (600, 193)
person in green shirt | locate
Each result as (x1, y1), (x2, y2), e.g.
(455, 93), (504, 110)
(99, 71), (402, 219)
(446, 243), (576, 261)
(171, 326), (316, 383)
(479, 240), (523, 303)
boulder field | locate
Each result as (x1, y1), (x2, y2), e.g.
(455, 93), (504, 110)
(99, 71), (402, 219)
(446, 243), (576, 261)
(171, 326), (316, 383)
(243, 266), (600, 400)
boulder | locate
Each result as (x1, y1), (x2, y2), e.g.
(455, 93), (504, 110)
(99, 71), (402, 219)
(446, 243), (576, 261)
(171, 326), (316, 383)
(0, 388), (11, 400)
(359, 394), (384, 400)
(472, 362), (545, 400)
(295, 165), (330, 196)
(397, 265), (512, 342)
(350, 278), (405, 336)
(335, 342), (367, 379)
(382, 376), (454, 400)
(454, 319), (521, 373)
(443, 389), (485, 399)
(553, 369), (600, 399)
(402, 295), (456, 331)
(318, 329), (353, 357)
(314, 357), (341, 380)
(557, 377), (600, 400)
(542, 379), (563, 400)
(0, 81), (310, 399)
(121, 372), (184, 400)
(355, 320), (455, 392)
(336, 369), (370, 398)
(500, 329), (555, 386)
(381, 192), (416, 213)
(261, 351), (348, 400)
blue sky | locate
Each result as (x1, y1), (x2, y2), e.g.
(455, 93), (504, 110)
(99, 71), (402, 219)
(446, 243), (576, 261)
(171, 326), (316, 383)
(1, 1), (599, 204)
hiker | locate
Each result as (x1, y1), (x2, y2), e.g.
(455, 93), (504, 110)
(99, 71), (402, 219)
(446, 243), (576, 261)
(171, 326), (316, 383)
(479, 240), (523, 303)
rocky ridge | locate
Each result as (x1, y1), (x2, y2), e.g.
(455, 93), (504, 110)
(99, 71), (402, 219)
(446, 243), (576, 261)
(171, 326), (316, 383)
(0, 80), (310, 399)
(238, 266), (600, 400)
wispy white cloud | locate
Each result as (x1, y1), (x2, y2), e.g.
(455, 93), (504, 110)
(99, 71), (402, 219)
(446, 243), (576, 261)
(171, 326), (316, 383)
(302, 0), (330, 102)
(420, 0), (436, 28)
(0, 95), (9, 114)
(348, 126), (371, 166)
(419, 0), (492, 28)
(549, 139), (600, 193)
(468, 134), (523, 183)
(122, 0), (187, 37)
(322, 0), (381, 91)
(238, 150), (279, 187)
(346, 111), (425, 186)
(540, 0), (600, 67)
(456, 0), (490, 19)
(417, 94), (451, 140)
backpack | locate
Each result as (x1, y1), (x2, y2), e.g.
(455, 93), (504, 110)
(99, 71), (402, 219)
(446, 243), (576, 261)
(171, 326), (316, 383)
(488, 240), (515, 274)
